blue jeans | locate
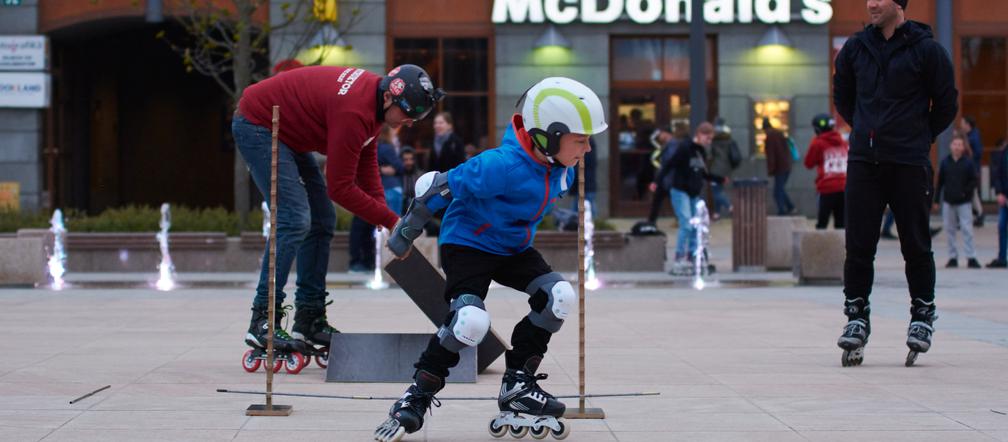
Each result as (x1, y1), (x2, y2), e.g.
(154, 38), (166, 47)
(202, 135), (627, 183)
(709, 179), (731, 216)
(773, 172), (794, 215)
(670, 188), (699, 258)
(348, 216), (375, 270)
(998, 205), (1008, 262)
(233, 114), (335, 309)
(385, 187), (403, 217)
(882, 209), (895, 234)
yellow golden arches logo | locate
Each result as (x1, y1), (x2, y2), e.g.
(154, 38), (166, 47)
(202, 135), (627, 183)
(313, 0), (337, 23)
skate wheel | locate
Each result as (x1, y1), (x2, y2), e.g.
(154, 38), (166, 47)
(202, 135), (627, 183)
(488, 420), (508, 438)
(841, 348), (864, 367)
(552, 421), (570, 440)
(241, 349), (261, 373)
(271, 357), (283, 373)
(315, 352), (328, 369)
(905, 351), (918, 367)
(509, 425), (528, 438)
(285, 352), (306, 374)
(530, 425), (549, 439)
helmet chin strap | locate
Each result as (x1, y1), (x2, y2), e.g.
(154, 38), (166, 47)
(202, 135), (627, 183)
(532, 143), (556, 164)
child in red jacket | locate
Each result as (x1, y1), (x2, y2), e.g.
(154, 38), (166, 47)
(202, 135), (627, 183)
(804, 114), (849, 229)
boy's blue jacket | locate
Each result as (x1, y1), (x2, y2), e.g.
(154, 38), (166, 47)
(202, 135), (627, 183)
(440, 118), (574, 255)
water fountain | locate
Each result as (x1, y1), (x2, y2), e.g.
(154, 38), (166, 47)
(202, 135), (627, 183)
(366, 227), (389, 290)
(155, 203), (176, 291)
(261, 201), (270, 239)
(583, 200), (601, 291)
(47, 209), (67, 290)
(690, 200), (711, 290)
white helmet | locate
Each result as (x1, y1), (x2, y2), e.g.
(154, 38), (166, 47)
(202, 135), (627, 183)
(520, 77), (608, 157)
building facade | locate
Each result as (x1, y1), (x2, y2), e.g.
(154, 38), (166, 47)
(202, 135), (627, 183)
(3, 0), (1007, 219)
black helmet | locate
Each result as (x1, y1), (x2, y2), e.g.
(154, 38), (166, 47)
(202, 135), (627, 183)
(379, 64), (446, 120)
(812, 113), (835, 135)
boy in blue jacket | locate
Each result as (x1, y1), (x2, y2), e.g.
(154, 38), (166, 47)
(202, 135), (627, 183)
(374, 78), (608, 442)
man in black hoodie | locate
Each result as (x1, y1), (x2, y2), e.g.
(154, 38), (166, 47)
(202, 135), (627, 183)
(664, 122), (714, 267)
(833, 0), (957, 367)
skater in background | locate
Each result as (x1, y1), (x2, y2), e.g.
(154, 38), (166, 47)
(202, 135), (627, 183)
(233, 64), (443, 359)
(803, 114), (848, 229)
(374, 77), (607, 442)
(989, 138), (1008, 268)
(664, 122), (715, 269)
(935, 135), (980, 269)
(833, 0), (957, 366)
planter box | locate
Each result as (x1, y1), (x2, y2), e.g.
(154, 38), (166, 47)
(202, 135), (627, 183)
(766, 216), (811, 270)
(25, 230), (665, 273)
(792, 229), (845, 285)
(0, 235), (47, 286)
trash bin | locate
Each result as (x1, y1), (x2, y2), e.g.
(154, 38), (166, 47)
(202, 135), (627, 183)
(732, 178), (768, 272)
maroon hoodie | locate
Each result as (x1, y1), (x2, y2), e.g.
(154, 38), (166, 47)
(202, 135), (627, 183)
(239, 66), (398, 230)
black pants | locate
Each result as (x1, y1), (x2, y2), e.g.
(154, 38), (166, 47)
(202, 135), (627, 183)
(348, 216), (375, 269)
(416, 244), (556, 378)
(817, 191), (846, 230)
(647, 185), (668, 223)
(844, 162), (936, 311)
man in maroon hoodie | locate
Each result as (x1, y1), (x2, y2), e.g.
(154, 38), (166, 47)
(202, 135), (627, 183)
(804, 114), (849, 229)
(764, 117), (795, 215)
(233, 64), (444, 359)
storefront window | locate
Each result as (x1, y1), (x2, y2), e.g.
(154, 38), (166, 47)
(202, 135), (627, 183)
(612, 38), (714, 82)
(960, 37), (1008, 162)
(392, 37), (491, 166)
(752, 99), (791, 157)
(962, 37), (1006, 91)
(610, 36), (716, 217)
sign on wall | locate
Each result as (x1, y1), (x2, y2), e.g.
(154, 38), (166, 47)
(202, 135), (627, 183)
(0, 72), (51, 108)
(493, 0), (833, 25)
(0, 36), (48, 71)
(0, 182), (19, 212)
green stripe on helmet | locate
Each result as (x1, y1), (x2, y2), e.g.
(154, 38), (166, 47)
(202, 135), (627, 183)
(532, 87), (595, 135)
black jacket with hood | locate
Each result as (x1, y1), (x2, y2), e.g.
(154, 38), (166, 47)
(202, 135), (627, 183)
(833, 20), (958, 167)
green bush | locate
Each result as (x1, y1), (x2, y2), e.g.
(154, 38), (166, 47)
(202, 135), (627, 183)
(0, 209), (52, 233)
(595, 218), (616, 231)
(1, 204), (611, 235)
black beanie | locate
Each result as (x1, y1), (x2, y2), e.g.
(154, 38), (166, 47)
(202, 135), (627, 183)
(894, 0), (908, 10)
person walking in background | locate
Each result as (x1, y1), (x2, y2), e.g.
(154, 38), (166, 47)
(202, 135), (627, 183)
(707, 118), (741, 220)
(804, 114), (848, 229)
(935, 135), (980, 269)
(571, 137), (598, 217)
(988, 138), (1008, 268)
(378, 126), (405, 216)
(764, 117), (795, 215)
(961, 116), (985, 227)
(429, 112), (466, 173)
(646, 125), (683, 228)
(833, 0), (957, 366)
(400, 147), (424, 214)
